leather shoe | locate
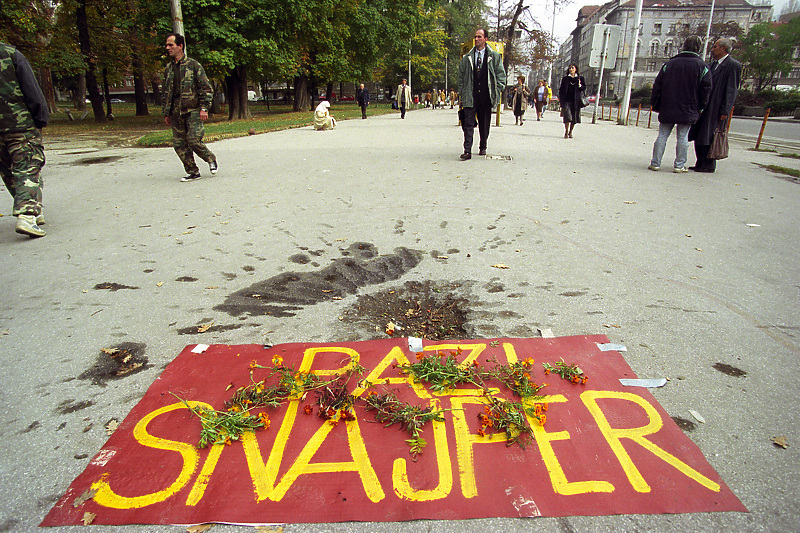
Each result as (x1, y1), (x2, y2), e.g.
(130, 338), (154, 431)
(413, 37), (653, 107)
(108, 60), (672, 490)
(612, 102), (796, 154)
(460, 153), (471, 160)
(478, 149), (486, 155)
(691, 166), (714, 173)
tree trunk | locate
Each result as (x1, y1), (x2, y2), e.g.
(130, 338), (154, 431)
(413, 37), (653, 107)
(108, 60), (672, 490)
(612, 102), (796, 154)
(226, 65), (251, 120)
(293, 74), (311, 112)
(76, 0), (107, 122)
(132, 52), (148, 115)
(325, 82), (334, 102)
(76, 73), (86, 111)
(102, 66), (113, 118)
(151, 79), (162, 107)
(38, 67), (58, 113)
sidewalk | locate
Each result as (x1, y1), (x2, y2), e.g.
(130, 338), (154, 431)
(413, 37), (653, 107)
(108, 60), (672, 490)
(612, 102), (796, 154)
(1, 107), (798, 532)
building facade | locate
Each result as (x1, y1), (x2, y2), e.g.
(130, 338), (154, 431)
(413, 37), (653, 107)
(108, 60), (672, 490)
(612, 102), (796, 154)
(561, 0), (773, 97)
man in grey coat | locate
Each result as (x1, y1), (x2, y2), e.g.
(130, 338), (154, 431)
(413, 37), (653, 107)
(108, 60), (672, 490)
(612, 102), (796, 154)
(688, 38), (742, 173)
(458, 29), (506, 160)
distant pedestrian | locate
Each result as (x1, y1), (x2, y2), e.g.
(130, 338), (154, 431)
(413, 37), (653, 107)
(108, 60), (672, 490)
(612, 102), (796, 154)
(533, 79), (550, 121)
(0, 42), (48, 237)
(397, 79), (412, 119)
(313, 100), (336, 130)
(558, 64), (586, 139)
(356, 83), (369, 119)
(689, 38), (742, 173)
(511, 75), (530, 125)
(449, 89), (457, 108)
(648, 36), (712, 173)
(458, 28), (506, 160)
(162, 33), (218, 182)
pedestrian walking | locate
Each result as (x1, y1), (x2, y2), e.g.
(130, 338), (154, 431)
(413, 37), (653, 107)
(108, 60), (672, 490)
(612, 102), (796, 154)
(558, 64), (586, 139)
(396, 79), (412, 119)
(648, 36), (712, 173)
(162, 33), (218, 182)
(511, 75), (530, 125)
(356, 83), (369, 119)
(533, 79), (550, 121)
(0, 42), (48, 237)
(458, 28), (506, 160)
(689, 38), (742, 173)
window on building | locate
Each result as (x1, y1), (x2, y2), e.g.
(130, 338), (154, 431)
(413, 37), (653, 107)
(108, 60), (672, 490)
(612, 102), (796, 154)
(650, 40), (660, 57)
(647, 60), (658, 71)
(664, 40), (674, 56)
(653, 23), (662, 35)
(668, 23), (676, 35)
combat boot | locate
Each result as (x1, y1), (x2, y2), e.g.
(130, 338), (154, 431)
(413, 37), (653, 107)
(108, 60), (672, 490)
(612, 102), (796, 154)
(16, 214), (46, 237)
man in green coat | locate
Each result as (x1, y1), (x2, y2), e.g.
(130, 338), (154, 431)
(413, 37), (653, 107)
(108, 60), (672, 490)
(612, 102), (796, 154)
(458, 29), (506, 160)
(162, 33), (218, 182)
(0, 42), (48, 237)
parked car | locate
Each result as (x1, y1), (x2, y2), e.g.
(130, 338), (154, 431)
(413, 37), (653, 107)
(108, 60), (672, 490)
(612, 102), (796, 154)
(340, 95), (354, 101)
(110, 98), (124, 103)
(588, 95), (597, 103)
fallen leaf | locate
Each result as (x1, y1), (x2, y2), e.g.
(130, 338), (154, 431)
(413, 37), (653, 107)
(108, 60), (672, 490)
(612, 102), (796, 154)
(436, 255), (449, 259)
(385, 322), (396, 336)
(82, 423), (93, 433)
(156, 281), (163, 287)
(122, 354), (132, 363)
(180, 230), (193, 235)
(205, 285), (218, 289)
(116, 362), (142, 376)
(255, 527), (283, 533)
(322, 290), (332, 293)
(100, 348), (118, 355)
(491, 264), (509, 269)
(688, 409), (705, 424)
(197, 322), (214, 333)
(695, 247), (702, 251)
(772, 435), (789, 449)
(186, 524), (213, 533)
(685, 234), (692, 237)
(72, 488), (97, 507)
(226, 382), (234, 391)
(82, 512), (96, 525)
(603, 324), (621, 328)
(624, 200), (636, 204)
(105, 419), (119, 436)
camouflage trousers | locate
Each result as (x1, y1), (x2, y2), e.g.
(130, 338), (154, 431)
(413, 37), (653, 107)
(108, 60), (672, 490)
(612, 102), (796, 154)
(171, 110), (215, 174)
(0, 129), (44, 216)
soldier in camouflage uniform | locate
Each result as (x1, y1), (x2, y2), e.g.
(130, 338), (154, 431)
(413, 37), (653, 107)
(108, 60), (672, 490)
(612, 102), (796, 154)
(0, 42), (49, 237)
(162, 33), (218, 182)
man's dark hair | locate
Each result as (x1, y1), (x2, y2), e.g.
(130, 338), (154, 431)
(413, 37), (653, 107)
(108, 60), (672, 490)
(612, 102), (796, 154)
(475, 28), (488, 39)
(167, 33), (185, 49)
(682, 35), (703, 53)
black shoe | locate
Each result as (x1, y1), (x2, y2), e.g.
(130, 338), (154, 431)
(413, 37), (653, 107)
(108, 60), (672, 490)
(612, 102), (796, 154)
(693, 167), (714, 173)
(478, 149), (486, 156)
(460, 153), (471, 160)
(181, 172), (202, 182)
(209, 160), (218, 175)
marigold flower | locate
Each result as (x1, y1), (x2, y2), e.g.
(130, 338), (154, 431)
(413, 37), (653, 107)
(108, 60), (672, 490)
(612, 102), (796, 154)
(539, 414), (546, 425)
(416, 352), (425, 361)
(228, 405), (241, 413)
(542, 403), (549, 411)
(225, 437), (232, 445)
(484, 406), (491, 415)
(472, 360), (480, 368)
(272, 355), (283, 366)
(571, 375), (580, 384)
(534, 405), (542, 416)
(523, 357), (534, 367)
(544, 368), (550, 375)
(303, 404), (313, 415)
(249, 360), (258, 369)
(581, 376), (588, 384)
(477, 428), (485, 437)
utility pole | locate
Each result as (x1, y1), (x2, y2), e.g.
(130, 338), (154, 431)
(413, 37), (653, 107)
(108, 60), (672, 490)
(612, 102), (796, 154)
(703, 0), (717, 61)
(547, 0), (557, 87)
(170, 0), (184, 36)
(591, 27), (612, 124)
(620, 0), (643, 124)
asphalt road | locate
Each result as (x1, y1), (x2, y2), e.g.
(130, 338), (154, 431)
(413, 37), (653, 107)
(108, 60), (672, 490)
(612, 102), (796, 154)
(1, 107), (798, 532)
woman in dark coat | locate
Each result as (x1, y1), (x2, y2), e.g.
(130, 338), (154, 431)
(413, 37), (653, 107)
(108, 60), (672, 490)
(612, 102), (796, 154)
(558, 64), (586, 139)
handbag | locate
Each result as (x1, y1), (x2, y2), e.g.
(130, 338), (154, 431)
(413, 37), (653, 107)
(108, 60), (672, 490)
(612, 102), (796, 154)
(579, 93), (589, 108)
(708, 127), (729, 159)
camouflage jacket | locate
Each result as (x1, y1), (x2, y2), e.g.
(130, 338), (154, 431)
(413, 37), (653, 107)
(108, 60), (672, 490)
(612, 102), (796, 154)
(162, 55), (213, 116)
(0, 42), (49, 133)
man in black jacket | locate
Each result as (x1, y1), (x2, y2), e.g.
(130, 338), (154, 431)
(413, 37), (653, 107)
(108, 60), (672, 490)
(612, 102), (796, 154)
(689, 38), (742, 173)
(648, 36), (712, 173)
(356, 83), (369, 119)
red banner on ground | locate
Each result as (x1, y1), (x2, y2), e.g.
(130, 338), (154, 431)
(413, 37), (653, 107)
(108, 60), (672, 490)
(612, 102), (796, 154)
(42, 336), (746, 526)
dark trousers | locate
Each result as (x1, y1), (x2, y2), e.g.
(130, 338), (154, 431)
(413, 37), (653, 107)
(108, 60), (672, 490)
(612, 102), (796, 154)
(461, 104), (492, 153)
(400, 103), (407, 118)
(694, 143), (716, 172)
(360, 105), (367, 119)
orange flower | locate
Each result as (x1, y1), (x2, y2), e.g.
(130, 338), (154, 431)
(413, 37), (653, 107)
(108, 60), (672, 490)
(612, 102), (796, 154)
(539, 414), (546, 425)
(416, 352), (425, 361)
(484, 405), (491, 415)
(303, 405), (313, 415)
(477, 428), (485, 437)
(581, 376), (588, 384)
(224, 437), (232, 445)
(542, 403), (549, 411)
(571, 375), (580, 384)
(534, 405), (542, 416)
(523, 357), (534, 367)
(544, 368), (550, 375)
(472, 360), (480, 368)
(228, 405), (241, 413)
(524, 372), (531, 380)
(272, 355), (283, 367)
(249, 360), (258, 370)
